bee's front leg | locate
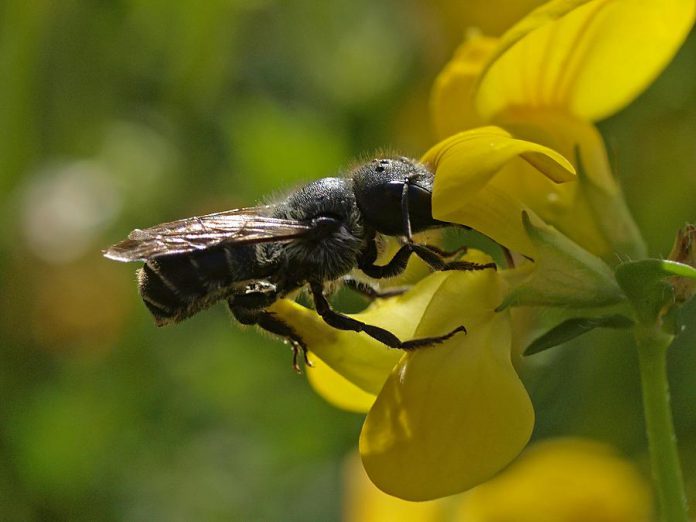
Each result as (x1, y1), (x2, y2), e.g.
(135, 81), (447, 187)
(407, 243), (497, 272)
(398, 179), (496, 272)
(357, 239), (414, 279)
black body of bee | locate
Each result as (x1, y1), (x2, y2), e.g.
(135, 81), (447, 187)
(104, 157), (495, 368)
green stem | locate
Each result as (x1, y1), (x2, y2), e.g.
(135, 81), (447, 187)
(635, 326), (688, 522)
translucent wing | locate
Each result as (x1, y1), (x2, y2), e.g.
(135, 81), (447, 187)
(103, 206), (312, 262)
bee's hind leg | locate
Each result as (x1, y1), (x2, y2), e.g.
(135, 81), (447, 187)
(229, 303), (311, 374)
(228, 283), (311, 373)
(257, 312), (310, 374)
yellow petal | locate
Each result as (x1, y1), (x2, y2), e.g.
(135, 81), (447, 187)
(476, 0), (696, 122)
(306, 356), (377, 413)
(424, 127), (575, 255)
(443, 184), (539, 257)
(359, 268), (534, 501)
(498, 110), (646, 258)
(268, 253), (497, 404)
(343, 452), (446, 522)
(433, 0), (547, 38)
(431, 34), (498, 139)
(455, 438), (653, 522)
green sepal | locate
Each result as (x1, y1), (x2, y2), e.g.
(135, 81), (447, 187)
(615, 259), (696, 325)
(524, 314), (634, 356)
(575, 146), (647, 260)
(498, 212), (624, 310)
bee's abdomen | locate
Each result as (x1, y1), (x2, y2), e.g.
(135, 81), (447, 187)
(138, 244), (262, 325)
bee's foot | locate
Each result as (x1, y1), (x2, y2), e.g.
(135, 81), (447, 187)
(290, 340), (311, 374)
(443, 261), (497, 271)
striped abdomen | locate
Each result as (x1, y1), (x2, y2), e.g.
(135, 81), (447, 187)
(137, 244), (265, 325)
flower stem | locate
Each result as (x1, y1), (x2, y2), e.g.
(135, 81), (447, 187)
(635, 326), (688, 522)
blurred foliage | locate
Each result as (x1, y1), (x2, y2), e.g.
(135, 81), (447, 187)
(0, 0), (694, 520)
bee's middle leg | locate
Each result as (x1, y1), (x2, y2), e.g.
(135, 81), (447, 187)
(310, 282), (466, 350)
(420, 243), (469, 259)
(342, 276), (410, 300)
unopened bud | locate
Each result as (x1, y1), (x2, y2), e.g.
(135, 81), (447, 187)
(667, 224), (696, 304)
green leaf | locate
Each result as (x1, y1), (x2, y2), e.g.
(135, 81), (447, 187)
(617, 259), (696, 282)
(524, 314), (634, 356)
(660, 260), (696, 279)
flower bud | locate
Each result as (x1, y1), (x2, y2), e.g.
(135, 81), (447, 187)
(667, 224), (696, 304)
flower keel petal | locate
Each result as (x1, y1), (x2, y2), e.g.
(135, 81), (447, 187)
(360, 311), (534, 501)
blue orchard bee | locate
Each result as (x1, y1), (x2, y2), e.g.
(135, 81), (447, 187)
(104, 157), (495, 370)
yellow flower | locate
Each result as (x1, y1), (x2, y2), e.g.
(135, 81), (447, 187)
(432, 0), (546, 40)
(343, 438), (654, 522)
(267, 128), (622, 500)
(432, 0), (695, 260)
(422, 125), (575, 257)
(269, 250), (535, 500)
(422, 128), (624, 310)
(262, 0), (696, 503)
(455, 438), (654, 522)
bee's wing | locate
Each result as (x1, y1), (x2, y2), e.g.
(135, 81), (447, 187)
(103, 206), (312, 262)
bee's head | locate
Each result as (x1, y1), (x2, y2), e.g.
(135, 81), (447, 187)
(351, 157), (442, 236)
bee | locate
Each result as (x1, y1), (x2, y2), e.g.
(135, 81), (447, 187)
(104, 157), (495, 369)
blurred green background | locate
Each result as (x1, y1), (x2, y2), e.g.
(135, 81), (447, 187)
(1, 1), (695, 520)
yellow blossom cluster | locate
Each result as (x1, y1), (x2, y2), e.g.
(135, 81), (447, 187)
(271, 0), (695, 501)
